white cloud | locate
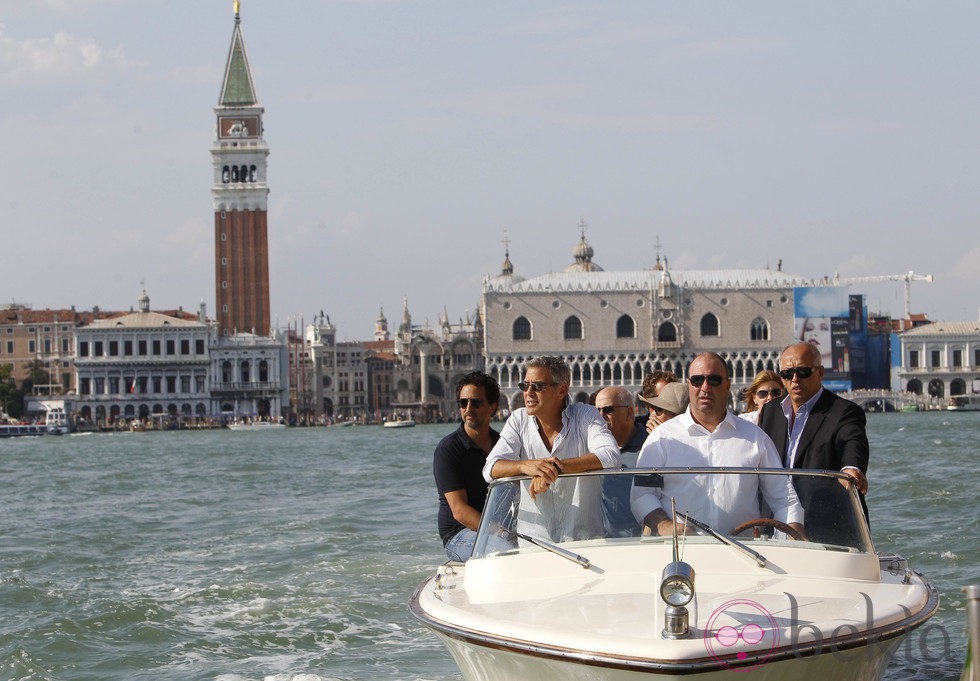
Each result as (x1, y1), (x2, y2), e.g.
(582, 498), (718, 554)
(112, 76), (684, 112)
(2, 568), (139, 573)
(0, 25), (137, 83)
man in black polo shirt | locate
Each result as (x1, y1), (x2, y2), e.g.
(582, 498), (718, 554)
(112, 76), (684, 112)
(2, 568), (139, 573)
(433, 371), (500, 561)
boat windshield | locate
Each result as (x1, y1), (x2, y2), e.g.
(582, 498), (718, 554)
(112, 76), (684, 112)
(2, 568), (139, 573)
(471, 468), (872, 559)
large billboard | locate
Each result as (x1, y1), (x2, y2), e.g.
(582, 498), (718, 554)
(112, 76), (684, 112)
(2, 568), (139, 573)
(794, 287), (851, 391)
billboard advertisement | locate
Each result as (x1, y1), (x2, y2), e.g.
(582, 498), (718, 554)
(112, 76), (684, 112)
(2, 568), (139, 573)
(794, 287), (851, 391)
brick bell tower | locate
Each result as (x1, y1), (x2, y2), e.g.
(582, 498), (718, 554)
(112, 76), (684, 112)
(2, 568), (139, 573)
(212, 1), (270, 337)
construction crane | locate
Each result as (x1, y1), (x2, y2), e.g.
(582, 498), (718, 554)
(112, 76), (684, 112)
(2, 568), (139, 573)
(831, 271), (934, 319)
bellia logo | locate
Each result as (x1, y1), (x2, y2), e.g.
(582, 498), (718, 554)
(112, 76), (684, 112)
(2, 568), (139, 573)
(703, 598), (779, 671)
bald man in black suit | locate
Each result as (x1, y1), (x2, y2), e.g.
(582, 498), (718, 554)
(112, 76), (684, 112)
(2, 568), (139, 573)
(759, 343), (870, 534)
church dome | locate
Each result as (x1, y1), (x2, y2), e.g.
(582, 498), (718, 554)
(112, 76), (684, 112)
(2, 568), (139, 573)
(565, 230), (603, 272)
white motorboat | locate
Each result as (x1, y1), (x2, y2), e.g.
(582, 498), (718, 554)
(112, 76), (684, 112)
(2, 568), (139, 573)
(411, 468), (938, 680)
(226, 419), (286, 431)
(383, 418), (416, 428)
(45, 406), (70, 435)
(946, 395), (980, 411)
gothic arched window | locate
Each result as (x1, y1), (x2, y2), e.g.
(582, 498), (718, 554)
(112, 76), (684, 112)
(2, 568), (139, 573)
(700, 313), (719, 337)
(512, 316), (531, 341)
(750, 317), (770, 341)
(564, 315), (583, 340)
(657, 322), (677, 343)
(616, 314), (635, 338)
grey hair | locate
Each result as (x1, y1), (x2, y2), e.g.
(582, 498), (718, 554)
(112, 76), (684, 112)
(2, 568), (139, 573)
(526, 355), (571, 385)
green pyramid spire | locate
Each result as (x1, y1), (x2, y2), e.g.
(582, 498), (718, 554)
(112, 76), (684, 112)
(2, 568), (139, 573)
(219, 14), (258, 107)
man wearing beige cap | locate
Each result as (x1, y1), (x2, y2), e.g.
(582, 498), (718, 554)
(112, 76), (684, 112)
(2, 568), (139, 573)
(637, 382), (689, 431)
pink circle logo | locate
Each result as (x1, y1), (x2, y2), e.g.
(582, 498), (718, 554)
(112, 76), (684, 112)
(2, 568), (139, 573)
(703, 599), (780, 671)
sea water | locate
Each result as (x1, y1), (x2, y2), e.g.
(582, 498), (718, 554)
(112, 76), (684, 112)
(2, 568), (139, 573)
(0, 412), (975, 680)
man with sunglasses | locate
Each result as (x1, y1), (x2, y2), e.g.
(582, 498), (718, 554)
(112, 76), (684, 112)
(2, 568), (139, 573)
(433, 371), (501, 561)
(483, 356), (621, 542)
(759, 342), (870, 520)
(631, 352), (803, 538)
(595, 386), (648, 536)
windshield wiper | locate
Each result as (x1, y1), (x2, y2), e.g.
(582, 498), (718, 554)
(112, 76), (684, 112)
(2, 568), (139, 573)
(678, 512), (769, 569)
(504, 529), (593, 570)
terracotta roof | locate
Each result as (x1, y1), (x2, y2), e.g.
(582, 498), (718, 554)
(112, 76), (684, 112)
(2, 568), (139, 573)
(0, 308), (119, 325)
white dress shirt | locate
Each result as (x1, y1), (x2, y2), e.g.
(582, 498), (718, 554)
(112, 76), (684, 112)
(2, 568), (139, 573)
(630, 409), (803, 533)
(483, 401), (621, 542)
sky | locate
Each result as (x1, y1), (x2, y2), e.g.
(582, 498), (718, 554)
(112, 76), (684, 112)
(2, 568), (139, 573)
(1, 1), (978, 340)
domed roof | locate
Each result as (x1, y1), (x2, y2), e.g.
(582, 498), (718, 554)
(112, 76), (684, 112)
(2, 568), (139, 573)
(565, 224), (603, 272)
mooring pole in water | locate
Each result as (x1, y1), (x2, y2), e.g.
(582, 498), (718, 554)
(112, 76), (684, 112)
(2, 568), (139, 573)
(963, 585), (979, 681)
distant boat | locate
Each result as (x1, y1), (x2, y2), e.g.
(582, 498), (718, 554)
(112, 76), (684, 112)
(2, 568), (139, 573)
(946, 395), (980, 411)
(0, 422), (46, 438)
(900, 404), (920, 413)
(227, 419), (286, 431)
(383, 418), (416, 429)
(45, 407), (70, 435)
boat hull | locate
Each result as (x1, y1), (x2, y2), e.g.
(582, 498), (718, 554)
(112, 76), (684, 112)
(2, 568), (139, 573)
(430, 628), (906, 681)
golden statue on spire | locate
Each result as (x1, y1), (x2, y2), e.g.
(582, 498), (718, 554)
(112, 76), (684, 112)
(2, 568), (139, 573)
(234, 0), (240, 15)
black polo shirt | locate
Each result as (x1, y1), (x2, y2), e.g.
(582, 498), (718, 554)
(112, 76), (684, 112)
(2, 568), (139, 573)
(433, 423), (499, 546)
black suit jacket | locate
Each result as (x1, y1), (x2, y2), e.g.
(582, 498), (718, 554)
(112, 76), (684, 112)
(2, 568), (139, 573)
(759, 389), (870, 524)
(758, 389), (869, 473)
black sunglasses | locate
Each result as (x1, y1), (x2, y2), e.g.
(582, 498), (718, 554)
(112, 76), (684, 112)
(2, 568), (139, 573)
(518, 380), (557, 392)
(779, 367), (815, 380)
(689, 374), (724, 388)
(755, 388), (783, 399)
(598, 405), (629, 415)
(457, 398), (485, 409)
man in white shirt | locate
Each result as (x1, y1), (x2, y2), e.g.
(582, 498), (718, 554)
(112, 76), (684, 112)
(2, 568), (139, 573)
(631, 352), (804, 537)
(484, 356), (621, 542)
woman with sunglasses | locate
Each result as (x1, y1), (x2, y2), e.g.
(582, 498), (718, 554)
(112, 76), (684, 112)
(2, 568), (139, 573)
(738, 370), (784, 425)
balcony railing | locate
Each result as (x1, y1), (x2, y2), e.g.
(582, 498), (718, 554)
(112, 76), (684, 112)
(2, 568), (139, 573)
(210, 381), (282, 392)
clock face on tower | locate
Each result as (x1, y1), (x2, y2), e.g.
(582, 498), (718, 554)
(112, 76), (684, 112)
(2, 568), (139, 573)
(218, 116), (259, 139)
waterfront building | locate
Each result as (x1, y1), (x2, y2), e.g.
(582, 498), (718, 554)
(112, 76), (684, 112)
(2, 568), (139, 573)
(305, 310), (392, 422)
(481, 230), (824, 409)
(0, 304), (111, 395)
(391, 299), (484, 421)
(896, 320), (980, 398)
(304, 303), (483, 422)
(209, 330), (287, 421)
(73, 291), (211, 425)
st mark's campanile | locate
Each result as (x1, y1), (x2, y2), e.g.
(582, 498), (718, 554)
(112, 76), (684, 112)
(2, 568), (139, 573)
(212, 2), (271, 337)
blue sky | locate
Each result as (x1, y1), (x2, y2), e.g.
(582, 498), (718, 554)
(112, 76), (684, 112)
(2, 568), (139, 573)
(1, 1), (977, 339)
